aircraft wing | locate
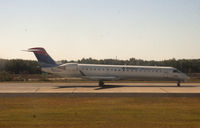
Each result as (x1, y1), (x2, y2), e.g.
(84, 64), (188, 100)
(81, 76), (120, 81)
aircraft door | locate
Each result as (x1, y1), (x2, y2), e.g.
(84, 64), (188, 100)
(163, 70), (168, 79)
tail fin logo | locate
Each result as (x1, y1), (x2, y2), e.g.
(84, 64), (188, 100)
(28, 48), (48, 56)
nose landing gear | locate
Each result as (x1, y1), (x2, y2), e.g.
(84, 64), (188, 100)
(177, 81), (181, 87)
(99, 81), (104, 87)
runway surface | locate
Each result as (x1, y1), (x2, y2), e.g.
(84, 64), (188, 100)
(0, 82), (200, 97)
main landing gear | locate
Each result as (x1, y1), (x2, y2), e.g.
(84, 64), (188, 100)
(99, 81), (104, 87)
(177, 81), (181, 87)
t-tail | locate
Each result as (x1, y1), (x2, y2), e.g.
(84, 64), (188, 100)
(26, 47), (58, 67)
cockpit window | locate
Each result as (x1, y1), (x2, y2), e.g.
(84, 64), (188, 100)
(173, 70), (179, 73)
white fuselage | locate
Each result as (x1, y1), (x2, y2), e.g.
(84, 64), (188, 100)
(42, 63), (189, 82)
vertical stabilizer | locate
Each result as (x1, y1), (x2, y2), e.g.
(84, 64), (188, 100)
(27, 47), (58, 67)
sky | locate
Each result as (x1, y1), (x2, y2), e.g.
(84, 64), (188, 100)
(0, 0), (200, 61)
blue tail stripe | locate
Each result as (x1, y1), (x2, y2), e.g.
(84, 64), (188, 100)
(34, 53), (57, 67)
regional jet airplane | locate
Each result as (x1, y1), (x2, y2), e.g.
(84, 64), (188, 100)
(26, 47), (189, 87)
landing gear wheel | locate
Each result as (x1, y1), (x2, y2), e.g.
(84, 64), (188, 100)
(99, 81), (104, 87)
(177, 81), (181, 87)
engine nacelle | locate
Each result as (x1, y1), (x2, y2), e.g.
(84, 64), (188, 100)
(58, 63), (80, 77)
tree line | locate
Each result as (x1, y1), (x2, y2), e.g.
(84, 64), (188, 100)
(0, 59), (41, 74)
(0, 58), (200, 75)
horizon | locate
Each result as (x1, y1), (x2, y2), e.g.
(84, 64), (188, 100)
(1, 0), (200, 60)
(1, 56), (199, 62)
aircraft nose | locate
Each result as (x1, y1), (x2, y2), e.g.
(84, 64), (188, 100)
(182, 74), (190, 82)
(187, 75), (190, 79)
